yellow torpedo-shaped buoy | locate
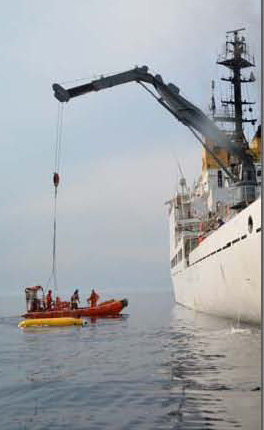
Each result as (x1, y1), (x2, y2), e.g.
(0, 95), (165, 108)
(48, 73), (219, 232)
(18, 317), (84, 328)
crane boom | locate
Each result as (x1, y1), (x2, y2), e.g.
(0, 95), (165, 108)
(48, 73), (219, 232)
(52, 65), (256, 187)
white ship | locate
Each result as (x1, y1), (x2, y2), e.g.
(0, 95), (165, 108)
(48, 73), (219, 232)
(52, 28), (261, 324)
(168, 29), (261, 324)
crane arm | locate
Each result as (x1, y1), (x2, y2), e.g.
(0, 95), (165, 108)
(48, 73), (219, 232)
(53, 66), (227, 145)
(53, 66), (153, 102)
(52, 66), (256, 184)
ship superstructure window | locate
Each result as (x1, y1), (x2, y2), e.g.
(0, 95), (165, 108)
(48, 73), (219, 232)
(178, 249), (183, 262)
(184, 237), (198, 256)
(217, 170), (223, 188)
(190, 237), (198, 251)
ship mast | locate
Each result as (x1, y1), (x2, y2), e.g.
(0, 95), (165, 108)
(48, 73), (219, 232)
(215, 28), (256, 148)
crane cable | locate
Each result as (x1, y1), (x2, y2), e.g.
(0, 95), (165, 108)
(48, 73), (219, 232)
(46, 102), (65, 297)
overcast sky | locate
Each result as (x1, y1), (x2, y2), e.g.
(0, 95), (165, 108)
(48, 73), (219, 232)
(0, 0), (261, 300)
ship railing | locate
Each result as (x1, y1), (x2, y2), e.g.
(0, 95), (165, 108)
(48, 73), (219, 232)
(174, 215), (200, 223)
(212, 109), (235, 124)
(229, 184), (257, 209)
(182, 231), (200, 238)
(217, 50), (255, 67)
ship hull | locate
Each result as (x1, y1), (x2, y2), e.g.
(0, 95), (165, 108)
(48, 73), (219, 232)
(171, 198), (261, 324)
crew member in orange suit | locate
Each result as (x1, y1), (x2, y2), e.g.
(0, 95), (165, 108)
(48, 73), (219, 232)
(87, 289), (100, 308)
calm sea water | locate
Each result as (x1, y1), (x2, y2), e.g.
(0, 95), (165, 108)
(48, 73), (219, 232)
(0, 290), (261, 430)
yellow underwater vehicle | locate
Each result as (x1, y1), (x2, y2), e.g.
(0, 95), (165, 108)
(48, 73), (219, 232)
(18, 317), (84, 328)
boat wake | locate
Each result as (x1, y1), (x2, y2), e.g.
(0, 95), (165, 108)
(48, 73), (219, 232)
(229, 327), (252, 335)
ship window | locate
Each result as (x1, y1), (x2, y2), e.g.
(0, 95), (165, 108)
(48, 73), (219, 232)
(190, 238), (198, 250)
(185, 238), (195, 257)
(217, 170), (223, 188)
(248, 216), (253, 233)
(190, 237), (198, 252)
(178, 249), (183, 262)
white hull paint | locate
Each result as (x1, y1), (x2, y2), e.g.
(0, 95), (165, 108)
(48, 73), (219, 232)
(171, 198), (261, 324)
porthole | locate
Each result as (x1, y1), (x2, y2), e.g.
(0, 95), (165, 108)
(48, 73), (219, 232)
(248, 215), (253, 233)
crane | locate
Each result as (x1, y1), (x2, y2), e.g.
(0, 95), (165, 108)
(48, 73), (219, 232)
(52, 65), (257, 204)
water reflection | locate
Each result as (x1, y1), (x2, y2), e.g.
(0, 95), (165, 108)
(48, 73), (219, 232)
(162, 304), (261, 430)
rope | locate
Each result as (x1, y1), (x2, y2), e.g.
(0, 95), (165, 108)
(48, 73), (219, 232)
(54, 102), (64, 174)
(46, 103), (65, 297)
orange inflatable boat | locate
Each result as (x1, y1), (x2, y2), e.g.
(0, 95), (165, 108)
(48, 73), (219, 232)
(22, 287), (128, 319)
